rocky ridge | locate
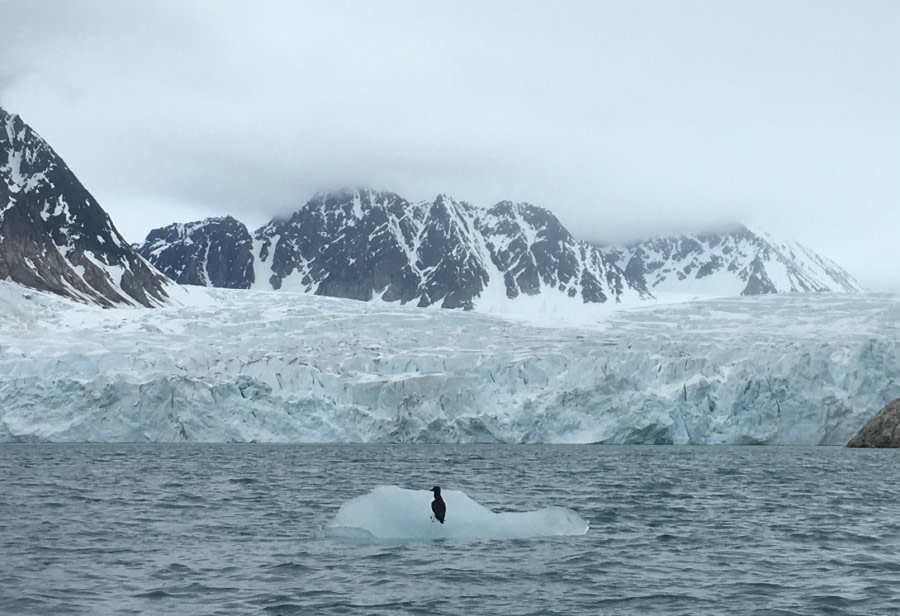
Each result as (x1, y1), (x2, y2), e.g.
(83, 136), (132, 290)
(138, 196), (861, 309)
(139, 189), (646, 309)
(136, 216), (254, 289)
(0, 108), (171, 307)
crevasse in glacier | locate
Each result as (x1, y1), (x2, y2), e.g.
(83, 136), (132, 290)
(0, 281), (897, 444)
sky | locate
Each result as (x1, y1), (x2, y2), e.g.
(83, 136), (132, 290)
(1, 0), (898, 289)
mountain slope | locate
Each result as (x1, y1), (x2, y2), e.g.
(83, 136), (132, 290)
(134, 216), (254, 289)
(0, 108), (171, 307)
(605, 224), (862, 296)
(137, 191), (861, 308)
(247, 189), (645, 309)
(479, 201), (629, 304)
(255, 190), (426, 302)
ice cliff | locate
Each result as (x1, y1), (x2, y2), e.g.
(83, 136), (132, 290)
(0, 281), (896, 444)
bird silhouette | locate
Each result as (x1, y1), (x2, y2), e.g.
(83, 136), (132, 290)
(431, 486), (446, 524)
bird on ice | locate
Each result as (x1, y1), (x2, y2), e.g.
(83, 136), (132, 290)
(430, 486), (446, 524)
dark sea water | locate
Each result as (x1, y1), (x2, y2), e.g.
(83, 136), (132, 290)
(2, 444), (900, 615)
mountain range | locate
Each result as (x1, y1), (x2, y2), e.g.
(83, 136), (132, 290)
(134, 193), (862, 308)
(137, 191), (649, 309)
(0, 107), (862, 310)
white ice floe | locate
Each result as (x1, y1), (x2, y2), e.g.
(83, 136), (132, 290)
(328, 485), (589, 541)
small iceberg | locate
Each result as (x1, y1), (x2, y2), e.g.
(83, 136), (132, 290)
(328, 485), (589, 541)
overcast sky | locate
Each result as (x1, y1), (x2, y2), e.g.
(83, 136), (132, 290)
(1, 1), (898, 289)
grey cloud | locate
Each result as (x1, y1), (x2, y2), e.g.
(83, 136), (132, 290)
(2, 0), (899, 289)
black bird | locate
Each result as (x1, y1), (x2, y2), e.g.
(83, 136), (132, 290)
(431, 486), (446, 524)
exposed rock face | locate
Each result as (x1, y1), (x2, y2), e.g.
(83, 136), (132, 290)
(479, 200), (629, 303)
(139, 191), (861, 309)
(134, 216), (254, 289)
(254, 190), (436, 303)
(605, 224), (862, 296)
(846, 399), (900, 447)
(143, 189), (646, 309)
(0, 107), (171, 307)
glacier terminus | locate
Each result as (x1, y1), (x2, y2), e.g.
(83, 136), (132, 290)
(1, 281), (896, 445)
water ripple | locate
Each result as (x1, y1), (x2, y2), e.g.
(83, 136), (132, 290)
(2, 444), (900, 615)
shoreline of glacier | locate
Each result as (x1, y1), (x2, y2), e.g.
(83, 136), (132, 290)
(1, 282), (897, 444)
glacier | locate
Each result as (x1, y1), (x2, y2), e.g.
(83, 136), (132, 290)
(0, 280), (897, 444)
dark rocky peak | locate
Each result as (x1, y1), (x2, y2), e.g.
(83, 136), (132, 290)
(135, 216), (253, 289)
(421, 194), (479, 240)
(256, 189), (422, 300)
(0, 107), (171, 307)
(143, 215), (248, 245)
(414, 194), (489, 309)
(481, 201), (574, 245)
(477, 200), (640, 303)
(1, 109), (58, 194)
(271, 189), (415, 236)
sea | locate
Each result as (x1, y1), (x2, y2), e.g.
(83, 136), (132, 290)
(2, 444), (899, 615)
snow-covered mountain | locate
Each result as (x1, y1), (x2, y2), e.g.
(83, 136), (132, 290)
(136, 216), (254, 289)
(605, 224), (862, 296)
(1, 281), (895, 444)
(137, 189), (646, 309)
(0, 108), (172, 307)
(138, 192), (862, 311)
(479, 200), (631, 304)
